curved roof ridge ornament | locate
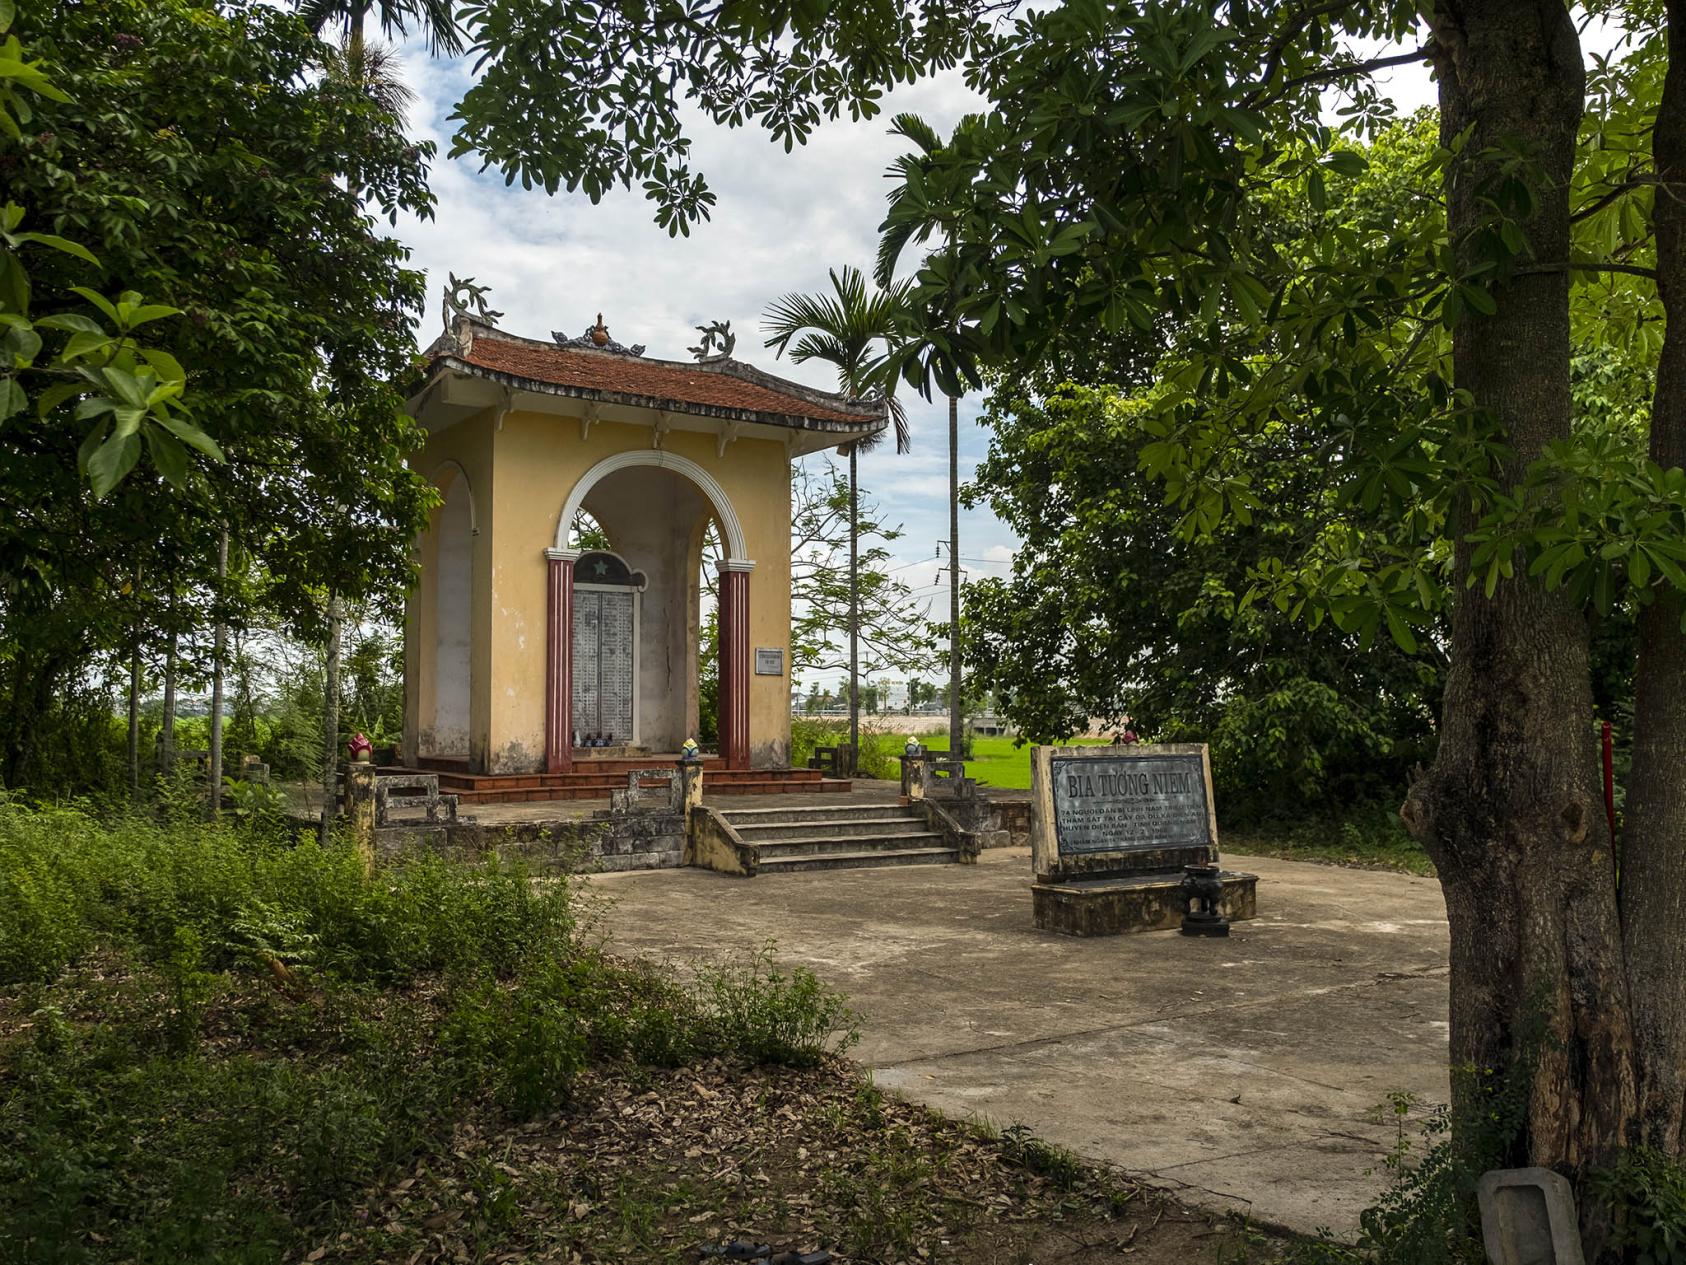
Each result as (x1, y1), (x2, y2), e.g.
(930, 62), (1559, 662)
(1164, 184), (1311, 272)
(442, 272), (503, 332)
(688, 319), (736, 361)
(552, 312), (646, 357)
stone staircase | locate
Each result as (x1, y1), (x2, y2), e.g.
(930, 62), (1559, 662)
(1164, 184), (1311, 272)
(719, 802), (959, 873)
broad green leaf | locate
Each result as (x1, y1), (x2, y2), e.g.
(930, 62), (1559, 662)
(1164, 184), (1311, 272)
(0, 374), (22, 420)
(86, 431), (140, 498)
(158, 415), (225, 462)
(144, 424), (189, 487)
(14, 231), (97, 265)
(34, 313), (103, 334)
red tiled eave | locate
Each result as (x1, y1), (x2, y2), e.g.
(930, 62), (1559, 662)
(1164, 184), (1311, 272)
(432, 330), (881, 431)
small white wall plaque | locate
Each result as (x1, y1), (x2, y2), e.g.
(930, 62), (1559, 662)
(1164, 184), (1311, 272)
(754, 647), (785, 676)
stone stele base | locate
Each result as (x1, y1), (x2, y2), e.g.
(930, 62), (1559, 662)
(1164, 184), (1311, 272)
(1032, 869), (1259, 937)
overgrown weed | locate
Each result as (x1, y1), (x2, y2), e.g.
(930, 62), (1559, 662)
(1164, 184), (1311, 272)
(0, 803), (861, 1264)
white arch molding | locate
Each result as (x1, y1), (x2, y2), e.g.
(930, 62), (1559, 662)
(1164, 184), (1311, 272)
(547, 449), (752, 565)
(430, 460), (477, 533)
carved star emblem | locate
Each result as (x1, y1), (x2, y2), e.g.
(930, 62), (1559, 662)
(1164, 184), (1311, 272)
(593, 559), (609, 577)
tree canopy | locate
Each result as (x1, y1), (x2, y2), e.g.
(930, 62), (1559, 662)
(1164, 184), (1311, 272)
(1, 0), (435, 789)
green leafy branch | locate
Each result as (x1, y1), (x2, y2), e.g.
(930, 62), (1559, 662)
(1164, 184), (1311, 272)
(0, 11), (221, 497)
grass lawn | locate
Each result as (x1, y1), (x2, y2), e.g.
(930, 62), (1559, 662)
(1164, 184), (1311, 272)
(911, 732), (1111, 790)
(1223, 822), (1436, 876)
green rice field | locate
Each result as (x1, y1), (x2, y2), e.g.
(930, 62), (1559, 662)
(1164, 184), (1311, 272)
(912, 733), (1111, 790)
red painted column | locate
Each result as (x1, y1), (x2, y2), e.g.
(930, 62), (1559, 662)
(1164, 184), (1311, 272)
(718, 563), (751, 769)
(545, 552), (575, 773)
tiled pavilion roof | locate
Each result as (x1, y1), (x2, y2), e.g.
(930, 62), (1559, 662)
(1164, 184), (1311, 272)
(424, 321), (885, 435)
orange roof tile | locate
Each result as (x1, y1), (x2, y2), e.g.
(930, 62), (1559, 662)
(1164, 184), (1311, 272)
(449, 333), (873, 427)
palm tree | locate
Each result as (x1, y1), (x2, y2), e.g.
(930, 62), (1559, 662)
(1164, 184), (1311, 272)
(876, 113), (968, 763)
(296, 0), (464, 58)
(299, 0), (453, 827)
(763, 266), (910, 773)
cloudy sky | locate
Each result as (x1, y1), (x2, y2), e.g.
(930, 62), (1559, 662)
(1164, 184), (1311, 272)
(388, 27), (1450, 687)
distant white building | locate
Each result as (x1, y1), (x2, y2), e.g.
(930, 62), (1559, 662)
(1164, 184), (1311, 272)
(879, 680), (909, 711)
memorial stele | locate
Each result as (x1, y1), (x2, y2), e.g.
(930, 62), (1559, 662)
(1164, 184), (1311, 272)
(1030, 742), (1259, 936)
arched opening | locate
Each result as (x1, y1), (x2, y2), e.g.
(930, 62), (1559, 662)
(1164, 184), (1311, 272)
(567, 509), (612, 552)
(429, 471), (473, 757)
(548, 449), (754, 770)
(576, 466), (714, 752)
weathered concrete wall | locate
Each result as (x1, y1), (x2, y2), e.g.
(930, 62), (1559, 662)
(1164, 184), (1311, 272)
(376, 808), (684, 874)
(917, 798), (980, 863)
(405, 425), (495, 770)
(991, 798), (1031, 848)
(432, 477), (473, 755)
(685, 805), (754, 875)
(919, 793), (1031, 851)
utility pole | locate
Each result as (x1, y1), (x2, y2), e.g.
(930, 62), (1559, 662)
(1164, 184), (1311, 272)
(947, 392), (962, 764)
(848, 441), (860, 776)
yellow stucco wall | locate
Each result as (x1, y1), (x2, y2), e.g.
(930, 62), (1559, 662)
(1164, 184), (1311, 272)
(409, 405), (793, 773)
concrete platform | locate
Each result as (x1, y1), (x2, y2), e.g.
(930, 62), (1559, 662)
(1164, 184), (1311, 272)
(585, 846), (1451, 1237)
(1031, 868), (1259, 935)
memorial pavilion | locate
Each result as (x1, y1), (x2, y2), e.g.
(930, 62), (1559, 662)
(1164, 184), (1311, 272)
(401, 292), (885, 780)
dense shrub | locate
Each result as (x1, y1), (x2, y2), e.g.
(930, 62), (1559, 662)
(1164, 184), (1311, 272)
(791, 717), (906, 780)
(698, 942), (860, 1067)
(1590, 1148), (1686, 1265)
(0, 800), (572, 986)
(0, 804), (862, 1264)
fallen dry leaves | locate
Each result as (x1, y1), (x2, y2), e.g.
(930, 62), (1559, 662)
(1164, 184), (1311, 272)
(300, 1057), (1270, 1265)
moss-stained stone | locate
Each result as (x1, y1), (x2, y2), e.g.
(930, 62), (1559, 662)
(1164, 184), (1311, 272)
(378, 810), (685, 875)
(1031, 870), (1258, 936)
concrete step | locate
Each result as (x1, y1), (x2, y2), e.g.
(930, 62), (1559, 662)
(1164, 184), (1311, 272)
(721, 804), (915, 828)
(734, 818), (936, 843)
(757, 846), (959, 873)
(754, 832), (948, 859)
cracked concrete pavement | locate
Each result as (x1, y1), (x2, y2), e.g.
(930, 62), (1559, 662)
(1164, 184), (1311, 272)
(585, 848), (1450, 1236)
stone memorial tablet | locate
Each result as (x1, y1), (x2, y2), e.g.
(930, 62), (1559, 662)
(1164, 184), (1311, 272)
(1049, 752), (1212, 855)
(1028, 742), (1255, 936)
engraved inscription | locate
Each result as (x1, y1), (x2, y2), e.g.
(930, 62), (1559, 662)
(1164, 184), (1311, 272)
(599, 591), (634, 739)
(572, 592), (601, 734)
(572, 590), (635, 739)
(1050, 754), (1211, 855)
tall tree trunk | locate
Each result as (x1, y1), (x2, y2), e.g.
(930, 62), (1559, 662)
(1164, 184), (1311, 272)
(1621, 0), (1686, 1155)
(848, 442), (860, 775)
(160, 590), (178, 773)
(127, 559), (143, 797)
(948, 393), (962, 762)
(126, 640), (141, 798)
(1406, 0), (1636, 1190)
(207, 528), (228, 818)
(320, 596), (342, 843)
